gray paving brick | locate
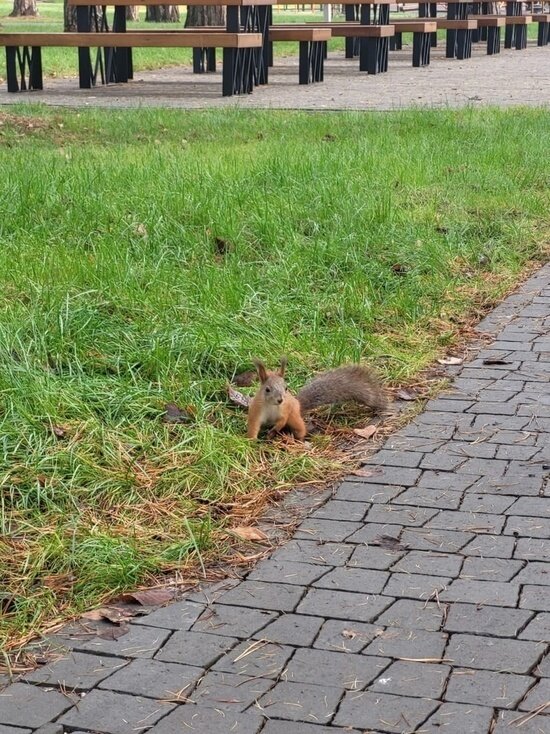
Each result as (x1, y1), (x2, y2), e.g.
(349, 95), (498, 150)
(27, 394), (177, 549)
(515, 538), (550, 561)
(496, 444), (542, 460)
(313, 620), (381, 654)
(297, 588), (392, 623)
(97, 657), (202, 699)
(334, 482), (405, 504)
(520, 613), (550, 642)
(460, 493), (517, 514)
(399, 423), (456, 440)
(444, 603), (534, 639)
(518, 678), (550, 713)
(23, 651), (127, 690)
(309, 500), (370, 522)
(365, 505), (438, 527)
(493, 709), (550, 733)
(505, 516), (550, 538)
(366, 450), (422, 468)
(58, 689), (174, 733)
(521, 585), (550, 612)
(374, 599), (444, 631)
(425, 510), (505, 534)
(257, 681), (343, 723)
(334, 690), (438, 732)
(30, 726), (63, 734)
(420, 449), (469, 472)
(253, 614), (323, 647)
(476, 389), (521, 402)
(418, 471), (480, 491)
(384, 435), (446, 453)
(190, 604), (276, 639)
(131, 600), (205, 630)
(191, 671), (273, 711)
(467, 473), (544, 496)
(537, 653), (550, 677)
(345, 522), (403, 545)
(355, 465), (421, 486)
(444, 669), (534, 708)
(458, 458), (510, 476)
(468, 414), (532, 431)
(506, 497), (550, 516)
(440, 579), (519, 607)
(414, 411), (473, 428)
(514, 562), (550, 587)
(212, 641), (293, 679)
(368, 660), (450, 699)
(460, 556), (524, 582)
(348, 545), (405, 571)
(312, 567), (388, 594)
(400, 527), (474, 553)
(467, 401), (519, 415)
(391, 550), (463, 578)
(155, 631), (238, 667)
(269, 539), (353, 567)
(293, 518), (362, 542)
(184, 579), (241, 604)
(392, 485), (463, 510)
(0, 683), (73, 728)
(48, 621), (171, 659)
(363, 627), (447, 660)
(489, 429), (538, 445)
(148, 706), (264, 734)
(383, 572), (451, 601)
(448, 440), (499, 459)
(424, 398), (476, 413)
(0, 728), (31, 734)
(445, 634), (543, 674)
(460, 534), (516, 558)
(419, 702), (494, 734)
(247, 561), (328, 587)
(260, 723), (363, 734)
(214, 581), (305, 612)
(284, 648), (390, 690)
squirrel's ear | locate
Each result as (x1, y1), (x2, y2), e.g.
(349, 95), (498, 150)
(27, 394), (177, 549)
(278, 356), (287, 378)
(253, 359), (268, 383)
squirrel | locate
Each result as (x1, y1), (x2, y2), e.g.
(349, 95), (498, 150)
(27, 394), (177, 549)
(246, 358), (388, 440)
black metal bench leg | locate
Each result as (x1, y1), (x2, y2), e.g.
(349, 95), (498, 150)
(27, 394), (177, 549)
(360, 37), (381, 73)
(6, 47), (19, 92)
(515, 24), (527, 49)
(446, 29), (456, 57)
(29, 46), (42, 89)
(487, 25), (501, 54)
(412, 32), (422, 65)
(76, 5), (93, 88)
(504, 24), (513, 48)
(299, 40), (309, 83)
(390, 32), (402, 51)
(456, 28), (470, 58)
(222, 47), (235, 96)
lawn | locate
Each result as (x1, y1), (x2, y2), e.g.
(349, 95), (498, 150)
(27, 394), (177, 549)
(1, 104), (549, 654)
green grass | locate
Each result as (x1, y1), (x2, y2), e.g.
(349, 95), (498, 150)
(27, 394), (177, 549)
(1, 104), (549, 652)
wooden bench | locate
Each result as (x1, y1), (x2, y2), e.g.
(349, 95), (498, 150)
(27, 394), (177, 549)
(268, 27), (331, 83)
(436, 19), (478, 58)
(468, 15), (506, 54)
(0, 31), (262, 96)
(390, 20), (437, 66)
(470, 14), (533, 49)
(533, 13), (550, 45)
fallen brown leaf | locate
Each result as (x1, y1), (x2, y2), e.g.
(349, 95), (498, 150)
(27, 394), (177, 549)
(96, 622), (129, 640)
(162, 403), (192, 424)
(348, 468), (383, 478)
(396, 389), (417, 401)
(119, 588), (177, 606)
(227, 385), (251, 409)
(353, 425), (377, 440)
(230, 526), (268, 542)
(82, 606), (131, 624)
(437, 356), (463, 366)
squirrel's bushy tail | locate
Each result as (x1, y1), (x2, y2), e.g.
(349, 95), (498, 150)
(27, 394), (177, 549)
(297, 365), (388, 413)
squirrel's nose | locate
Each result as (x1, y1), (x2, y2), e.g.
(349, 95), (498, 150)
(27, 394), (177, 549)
(277, 398), (283, 404)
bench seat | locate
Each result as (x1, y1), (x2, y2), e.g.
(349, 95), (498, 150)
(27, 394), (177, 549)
(436, 18), (478, 59)
(390, 20), (437, 65)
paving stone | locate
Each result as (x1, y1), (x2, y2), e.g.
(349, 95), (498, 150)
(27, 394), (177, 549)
(468, 414), (532, 431)
(334, 482), (405, 504)
(252, 614), (323, 647)
(214, 581), (305, 612)
(419, 702), (494, 734)
(425, 510), (505, 534)
(374, 599), (444, 631)
(537, 653), (550, 677)
(506, 497), (550, 517)
(368, 660), (450, 699)
(0, 728), (31, 734)
(297, 588), (392, 623)
(260, 723), (362, 734)
(191, 604), (276, 639)
(147, 706), (264, 734)
(460, 556), (524, 582)
(399, 423), (456, 440)
(333, 690), (438, 732)
(419, 449), (469, 472)
(440, 579), (519, 607)
(308, 500), (370, 522)
(514, 562), (550, 587)
(448, 440), (500, 459)
(391, 550), (463, 578)
(363, 627), (447, 660)
(520, 613), (550, 642)
(58, 689), (174, 734)
(493, 709), (550, 733)
(496, 444), (542, 460)
(247, 561), (328, 587)
(212, 641), (293, 679)
(345, 522), (403, 545)
(283, 648), (390, 690)
(131, 600), (205, 630)
(458, 458), (510, 476)
(518, 678), (550, 713)
(418, 471), (480, 491)
(384, 435), (446, 453)
(366, 450), (423, 468)
(444, 603), (533, 638)
(97, 657), (203, 698)
(190, 671), (273, 711)
(467, 473), (543, 497)
(460, 493), (517, 514)
(382, 573), (452, 601)
(505, 516), (550, 538)
(293, 518), (362, 542)
(476, 389), (521, 403)
(365, 504), (438, 527)
(400, 527), (474, 553)
(347, 545), (405, 571)
(313, 620), (382, 654)
(256, 681), (343, 723)
(462, 534), (516, 558)
(23, 651), (128, 690)
(0, 683), (73, 728)
(414, 411), (473, 428)
(392, 485), (463, 510)
(488, 429), (538, 445)
(515, 538), (550, 561)
(269, 539), (353, 567)
(520, 585), (550, 612)
(445, 669), (534, 708)
(467, 401), (519, 415)
(312, 567), (388, 594)
(424, 399), (476, 413)
(506, 459), (549, 477)
(184, 579), (241, 604)
(155, 631), (238, 667)
(355, 466), (421, 487)
(445, 634), (543, 674)
(47, 621), (171, 659)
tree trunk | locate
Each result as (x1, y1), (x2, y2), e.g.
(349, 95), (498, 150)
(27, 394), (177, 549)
(185, 5), (225, 26)
(63, 0), (103, 31)
(10, 0), (37, 17)
(126, 5), (139, 20)
(145, 5), (180, 22)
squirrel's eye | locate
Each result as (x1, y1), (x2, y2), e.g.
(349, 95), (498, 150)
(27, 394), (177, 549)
(265, 387), (271, 393)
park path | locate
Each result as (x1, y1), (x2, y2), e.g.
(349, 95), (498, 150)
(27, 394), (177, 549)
(0, 43), (550, 110)
(0, 262), (549, 734)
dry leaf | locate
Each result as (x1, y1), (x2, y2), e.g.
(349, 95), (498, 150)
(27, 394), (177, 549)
(396, 388), (417, 401)
(82, 606), (131, 624)
(96, 622), (129, 640)
(163, 403), (192, 424)
(348, 468), (383, 478)
(342, 629), (358, 640)
(50, 425), (67, 439)
(227, 385), (251, 409)
(233, 370), (256, 388)
(230, 526), (268, 542)
(119, 588), (177, 606)
(371, 535), (408, 551)
(437, 356), (463, 366)
(353, 425), (377, 440)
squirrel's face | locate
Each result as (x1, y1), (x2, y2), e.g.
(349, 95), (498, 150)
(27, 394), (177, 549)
(253, 357), (288, 406)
